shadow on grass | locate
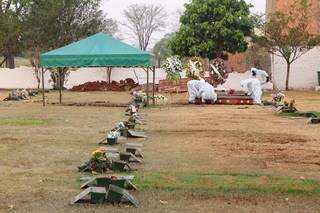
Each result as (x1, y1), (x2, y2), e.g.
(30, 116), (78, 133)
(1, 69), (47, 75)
(276, 111), (320, 118)
(133, 171), (320, 194)
(0, 118), (48, 125)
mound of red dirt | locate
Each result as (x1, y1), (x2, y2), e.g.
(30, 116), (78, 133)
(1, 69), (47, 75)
(71, 79), (138, 92)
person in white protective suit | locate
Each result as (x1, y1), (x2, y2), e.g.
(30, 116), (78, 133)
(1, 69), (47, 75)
(187, 79), (217, 104)
(187, 79), (205, 103)
(198, 82), (217, 103)
(241, 70), (263, 104)
(250, 68), (270, 85)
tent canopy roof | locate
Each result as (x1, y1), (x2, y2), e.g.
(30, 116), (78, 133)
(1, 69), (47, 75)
(40, 33), (153, 68)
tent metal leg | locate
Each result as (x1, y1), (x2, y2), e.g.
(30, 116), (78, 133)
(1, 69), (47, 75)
(59, 69), (62, 104)
(152, 66), (155, 106)
(146, 67), (150, 107)
(42, 68), (45, 107)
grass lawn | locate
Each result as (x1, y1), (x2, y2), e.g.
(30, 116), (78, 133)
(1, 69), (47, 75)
(0, 90), (319, 212)
(0, 118), (48, 125)
(135, 171), (320, 194)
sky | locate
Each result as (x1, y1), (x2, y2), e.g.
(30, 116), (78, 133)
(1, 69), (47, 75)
(101, 0), (266, 48)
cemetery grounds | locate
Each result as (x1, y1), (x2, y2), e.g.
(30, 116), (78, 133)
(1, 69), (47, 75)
(0, 91), (319, 212)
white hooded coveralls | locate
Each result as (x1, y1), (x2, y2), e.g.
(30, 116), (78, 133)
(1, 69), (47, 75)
(188, 79), (217, 103)
(240, 78), (262, 104)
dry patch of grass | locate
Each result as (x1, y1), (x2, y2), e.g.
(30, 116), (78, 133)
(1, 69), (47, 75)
(0, 91), (319, 212)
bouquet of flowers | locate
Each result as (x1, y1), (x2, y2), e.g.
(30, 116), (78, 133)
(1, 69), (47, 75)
(92, 149), (108, 161)
(132, 91), (147, 107)
(271, 92), (285, 106)
(210, 58), (229, 86)
(162, 56), (184, 81)
(185, 57), (205, 80)
(151, 94), (166, 102)
(128, 113), (142, 125)
(228, 89), (235, 95)
(107, 130), (120, 139)
(126, 105), (139, 116)
(115, 122), (126, 130)
(78, 149), (112, 173)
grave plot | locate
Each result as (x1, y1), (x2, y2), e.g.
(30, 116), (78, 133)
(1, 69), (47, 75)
(73, 92), (150, 208)
(71, 184), (139, 207)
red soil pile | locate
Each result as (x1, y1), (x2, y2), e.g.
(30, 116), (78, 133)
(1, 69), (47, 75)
(71, 78), (138, 92)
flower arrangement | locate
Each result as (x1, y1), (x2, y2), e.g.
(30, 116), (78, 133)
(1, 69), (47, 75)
(210, 58), (229, 86)
(151, 95), (166, 100)
(126, 104), (139, 116)
(271, 92), (285, 106)
(162, 56), (183, 81)
(128, 113), (141, 125)
(151, 94), (167, 105)
(132, 92), (167, 106)
(78, 148), (112, 173)
(107, 130), (120, 139)
(277, 99), (298, 113)
(115, 122), (126, 130)
(185, 57), (205, 80)
(228, 89), (235, 95)
(92, 149), (107, 161)
(132, 91), (147, 107)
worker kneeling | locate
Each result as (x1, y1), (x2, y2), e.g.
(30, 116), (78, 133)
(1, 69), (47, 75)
(188, 79), (217, 104)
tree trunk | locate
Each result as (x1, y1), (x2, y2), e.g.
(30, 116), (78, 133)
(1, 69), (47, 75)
(133, 69), (140, 84)
(5, 54), (15, 69)
(107, 67), (112, 83)
(36, 74), (41, 89)
(285, 62), (291, 90)
(58, 69), (62, 104)
(215, 49), (222, 59)
(34, 67), (41, 89)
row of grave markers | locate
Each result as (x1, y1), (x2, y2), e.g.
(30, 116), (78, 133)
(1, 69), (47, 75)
(71, 93), (148, 207)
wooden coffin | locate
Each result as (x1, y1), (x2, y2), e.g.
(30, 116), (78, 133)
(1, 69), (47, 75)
(216, 95), (253, 105)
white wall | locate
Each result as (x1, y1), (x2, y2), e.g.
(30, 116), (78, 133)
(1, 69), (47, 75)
(0, 67), (167, 89)
(271, 47), (320, 90)
(0, 55), (318, 91)
(220, 71), (273, 91)
(0, 67), (52, 89)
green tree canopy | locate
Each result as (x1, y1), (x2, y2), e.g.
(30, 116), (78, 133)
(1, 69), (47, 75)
(0, 0), (31, 68)
(22, 0), (118, 88)
(170, 0), (254, 60)
(24, 0), (117, 51)
(256, 0), (320, 90)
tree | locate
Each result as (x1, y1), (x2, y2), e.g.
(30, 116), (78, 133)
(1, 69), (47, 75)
(153, 33), (174, 67)
(23, 0), (118, 89)
(0, 0), (31, 68)
(123, 3), (167, 50)
(170, 0), (253, 60)
(257, 0), (320, 90)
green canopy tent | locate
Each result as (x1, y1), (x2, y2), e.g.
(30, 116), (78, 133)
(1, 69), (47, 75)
(40, 32), (155, 106)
